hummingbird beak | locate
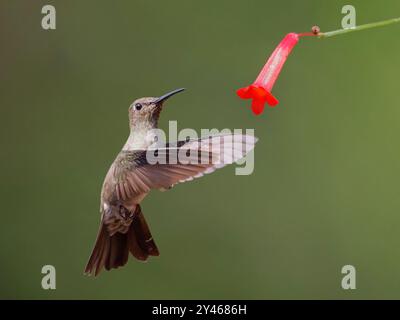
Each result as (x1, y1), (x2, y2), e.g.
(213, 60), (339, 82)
(154, 88), (185, 104)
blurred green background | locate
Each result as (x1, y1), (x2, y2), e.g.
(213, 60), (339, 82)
(1, 0), (400, 299)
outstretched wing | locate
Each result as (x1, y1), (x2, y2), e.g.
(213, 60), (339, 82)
(113, 134), (257, 201)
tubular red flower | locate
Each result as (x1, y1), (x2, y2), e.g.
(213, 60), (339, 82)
(237, 33), (307, 115)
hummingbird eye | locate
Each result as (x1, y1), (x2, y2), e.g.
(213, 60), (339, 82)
(134, 103), (143, 111)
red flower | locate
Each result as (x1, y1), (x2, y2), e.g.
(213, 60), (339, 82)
(237, 32), (312, 115)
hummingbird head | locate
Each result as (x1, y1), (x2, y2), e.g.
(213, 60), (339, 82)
(128, 88), (185, 131)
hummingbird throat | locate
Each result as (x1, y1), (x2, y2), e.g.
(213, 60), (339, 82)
(123, 122), (159, 150)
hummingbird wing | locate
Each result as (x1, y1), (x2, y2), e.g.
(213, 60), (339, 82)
(114, 134), (257, 201)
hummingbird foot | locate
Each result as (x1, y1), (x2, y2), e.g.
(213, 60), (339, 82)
(119, 204), (134, 220)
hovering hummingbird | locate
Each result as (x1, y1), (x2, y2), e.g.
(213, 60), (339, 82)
(85, 88), (257, 276)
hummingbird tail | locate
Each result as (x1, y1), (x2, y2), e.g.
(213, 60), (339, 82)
(84, 205), (159, 276)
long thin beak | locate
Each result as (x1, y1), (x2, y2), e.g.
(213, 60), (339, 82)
(154, 88), (185, 104)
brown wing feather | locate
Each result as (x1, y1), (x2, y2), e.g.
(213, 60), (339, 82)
(116, 134), (257, 197)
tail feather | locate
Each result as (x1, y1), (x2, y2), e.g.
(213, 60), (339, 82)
(105, 232), (129, 270)
(132, 207), (159, 257)
(84, 205), (159, 276)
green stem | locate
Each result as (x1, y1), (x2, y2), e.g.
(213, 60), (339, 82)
(318, 17), (400, 38)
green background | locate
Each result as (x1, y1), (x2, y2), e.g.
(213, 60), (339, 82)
(1, 0), (400, 299)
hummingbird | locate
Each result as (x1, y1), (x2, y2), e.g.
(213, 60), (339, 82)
(84, 88), (257, 276)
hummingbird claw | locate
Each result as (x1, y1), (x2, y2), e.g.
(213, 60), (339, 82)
(119, 205), (133, 220)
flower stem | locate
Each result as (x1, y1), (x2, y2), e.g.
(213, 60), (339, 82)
(318, 17), (400, 38)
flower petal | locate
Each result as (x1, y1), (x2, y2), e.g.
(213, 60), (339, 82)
(264, 91), (279, 107)
(251, 99), (265, 115)
(236, 86), (252, 99)
(250, 85), (279, 107)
